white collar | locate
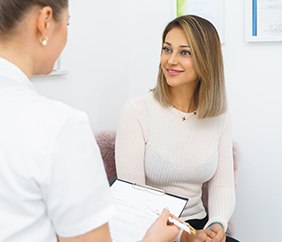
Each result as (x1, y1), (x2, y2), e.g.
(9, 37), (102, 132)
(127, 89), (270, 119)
(0, 57), (35, 91)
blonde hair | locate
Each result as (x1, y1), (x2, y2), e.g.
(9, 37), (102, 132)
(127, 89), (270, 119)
(153, 15), (226, 119)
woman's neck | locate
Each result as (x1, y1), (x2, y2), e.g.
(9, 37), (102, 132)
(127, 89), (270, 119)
(170, 86), (196, 113)
(172, 98), (195, 113)
(0, 41), (33, 79)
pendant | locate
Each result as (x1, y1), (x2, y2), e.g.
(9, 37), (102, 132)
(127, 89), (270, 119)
(182, 116), (186, 121)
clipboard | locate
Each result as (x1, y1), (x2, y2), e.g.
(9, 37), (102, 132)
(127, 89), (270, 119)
(109, 179), (188, 242)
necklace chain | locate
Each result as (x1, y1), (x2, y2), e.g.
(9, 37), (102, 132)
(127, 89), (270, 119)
(172, 106), (196, 121)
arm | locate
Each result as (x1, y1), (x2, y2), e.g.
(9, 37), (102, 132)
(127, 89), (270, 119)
(115, 101), (147, 184)
(59, 223), (111, 242)
(45, 111), (115, 238)
(59, 209), (180, 242)
(205, 113), (236, 231)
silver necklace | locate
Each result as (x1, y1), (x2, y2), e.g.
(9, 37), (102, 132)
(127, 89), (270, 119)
(172, 106), (197, 121)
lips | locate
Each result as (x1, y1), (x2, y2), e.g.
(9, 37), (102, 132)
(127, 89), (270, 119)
(166, 68), (184, 77)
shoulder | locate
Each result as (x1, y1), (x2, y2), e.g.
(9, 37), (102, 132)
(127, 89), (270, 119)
(35, 96), (91, 141)
(197, 112), (231, 134)
(24, 91), (87, 123)
(123, 91), (158, 112)
(3, 88), (86, 122)
(211, 111), (232, 133)
(12, 90), (90, 144)
(218, 111), (232, 126)
(36, 95), (86, 122)
(207, 111), (231, 124)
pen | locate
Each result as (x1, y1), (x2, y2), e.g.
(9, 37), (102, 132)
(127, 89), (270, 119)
(168, 216), (196, 235)
(147, 207), (196, 235)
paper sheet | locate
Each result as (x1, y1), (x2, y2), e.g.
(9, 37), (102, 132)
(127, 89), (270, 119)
(109, 179), (188, 242)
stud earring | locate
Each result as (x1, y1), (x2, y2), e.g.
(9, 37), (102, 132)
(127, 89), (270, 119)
(40, 37), (48, 47)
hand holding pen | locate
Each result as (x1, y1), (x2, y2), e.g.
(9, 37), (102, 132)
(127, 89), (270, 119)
(142, 208), (180, 242)
(149, 207), (196, 235)
(145, 208), (217, 242)
(148, 207), (197, 240)
(167, 215), (196, 235)
(152, 208), (224, 242)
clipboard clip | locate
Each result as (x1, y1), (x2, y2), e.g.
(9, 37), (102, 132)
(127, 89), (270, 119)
(132, 183), (165, 196)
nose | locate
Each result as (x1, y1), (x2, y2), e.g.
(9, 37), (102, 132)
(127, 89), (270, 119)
(167, 52), (178, 65)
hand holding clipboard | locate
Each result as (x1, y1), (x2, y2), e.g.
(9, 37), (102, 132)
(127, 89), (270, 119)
(109, 179), (195, 242)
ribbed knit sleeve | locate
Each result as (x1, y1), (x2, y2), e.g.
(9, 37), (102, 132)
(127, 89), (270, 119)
(115, 94), (236, 232)
(204, 113), (236, 231)
(115, 100), (146, 185)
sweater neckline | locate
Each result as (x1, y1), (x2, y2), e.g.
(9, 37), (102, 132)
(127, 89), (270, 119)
(170, 106), (197, 121)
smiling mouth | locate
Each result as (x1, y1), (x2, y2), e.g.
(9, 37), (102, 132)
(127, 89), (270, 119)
(166, 68), (184, 75)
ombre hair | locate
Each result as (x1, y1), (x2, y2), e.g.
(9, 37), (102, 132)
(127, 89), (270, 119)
(153, 15), (226, 119)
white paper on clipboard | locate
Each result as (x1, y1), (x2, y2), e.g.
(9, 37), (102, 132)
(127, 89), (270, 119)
(109, 179), (188, 242)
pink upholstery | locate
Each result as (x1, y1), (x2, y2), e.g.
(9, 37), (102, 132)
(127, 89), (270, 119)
(94, 131), (117, 182)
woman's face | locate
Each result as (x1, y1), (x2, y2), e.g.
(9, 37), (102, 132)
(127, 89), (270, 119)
(34, 8), (70, 75)
(160, 27), (198, 90)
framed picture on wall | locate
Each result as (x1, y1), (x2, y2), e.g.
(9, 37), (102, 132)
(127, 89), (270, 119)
(173, 0), (225, 43)
(245, 0), (282, 42)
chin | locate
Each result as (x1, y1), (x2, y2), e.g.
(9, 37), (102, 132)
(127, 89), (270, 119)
(166, 80), (180, 87)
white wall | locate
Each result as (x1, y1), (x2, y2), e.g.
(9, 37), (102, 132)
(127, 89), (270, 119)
(224, 1), (282, 241)
(32, 0), (282, 241)
(32, 0), (129, 131)
(127, 0), (174, 96)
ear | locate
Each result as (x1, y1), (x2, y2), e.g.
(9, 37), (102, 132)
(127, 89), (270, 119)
(37, 6), (53, 38)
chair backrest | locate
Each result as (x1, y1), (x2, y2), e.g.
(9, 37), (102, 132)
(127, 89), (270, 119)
(94, 131), (117, 182)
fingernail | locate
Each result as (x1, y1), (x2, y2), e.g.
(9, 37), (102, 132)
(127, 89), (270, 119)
(212, 240), (218, 242)
(164, 207), (170, 212)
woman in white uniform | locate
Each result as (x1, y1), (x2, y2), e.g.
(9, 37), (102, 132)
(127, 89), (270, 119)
(0, 1), (179, 242)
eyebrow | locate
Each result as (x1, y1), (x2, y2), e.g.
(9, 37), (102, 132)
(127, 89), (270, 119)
(164, 42), (190, 48)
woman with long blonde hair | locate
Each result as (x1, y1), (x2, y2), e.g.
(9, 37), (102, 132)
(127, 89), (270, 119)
(116, 15), (239, 242)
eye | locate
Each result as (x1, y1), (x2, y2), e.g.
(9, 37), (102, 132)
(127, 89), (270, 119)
(180, 50), (192, 56)
(162, 46), (172, 53)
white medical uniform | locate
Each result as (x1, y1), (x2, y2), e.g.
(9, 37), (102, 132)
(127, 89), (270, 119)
(0, 58), (115, 242)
